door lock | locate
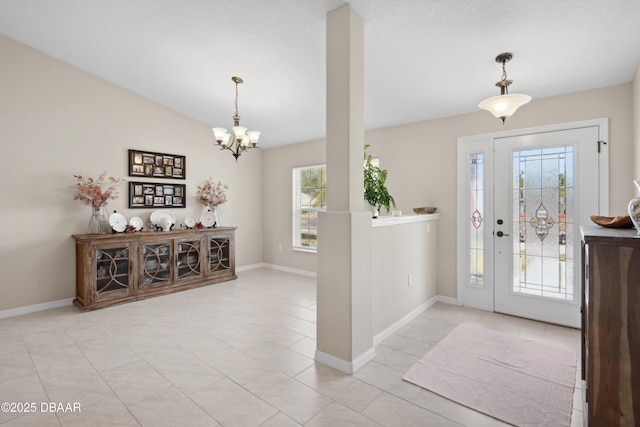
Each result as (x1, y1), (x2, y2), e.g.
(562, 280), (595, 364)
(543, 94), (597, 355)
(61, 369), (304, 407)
(496, 231), (509, 237)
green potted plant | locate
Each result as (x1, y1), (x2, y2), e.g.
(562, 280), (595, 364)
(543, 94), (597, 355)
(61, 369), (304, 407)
(364, 144), (396, 218)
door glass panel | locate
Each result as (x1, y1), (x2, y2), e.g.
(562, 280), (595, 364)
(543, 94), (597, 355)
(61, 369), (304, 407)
(469, 153), (484, 287)
(512, 146), (574, 301)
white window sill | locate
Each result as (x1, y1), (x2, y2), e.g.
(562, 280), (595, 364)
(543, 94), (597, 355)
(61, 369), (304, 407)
(292, 246), (317, 254)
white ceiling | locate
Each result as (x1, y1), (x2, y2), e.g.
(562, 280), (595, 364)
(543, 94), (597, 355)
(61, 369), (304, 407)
(1, 0), (640, 148)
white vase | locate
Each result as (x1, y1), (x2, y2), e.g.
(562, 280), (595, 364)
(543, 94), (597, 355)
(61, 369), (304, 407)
(202, 204), (222, 227)
(213, 205), (222, 227)
(628, 180), (640, 234)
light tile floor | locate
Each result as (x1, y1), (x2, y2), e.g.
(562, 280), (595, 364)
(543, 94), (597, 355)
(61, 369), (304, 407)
(0, 268), (583, 426)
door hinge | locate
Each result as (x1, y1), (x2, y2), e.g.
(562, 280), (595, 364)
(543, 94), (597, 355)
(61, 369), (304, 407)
(597, 140), (607, 153)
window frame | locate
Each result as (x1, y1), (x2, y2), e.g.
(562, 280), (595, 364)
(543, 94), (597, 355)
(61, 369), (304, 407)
(292, 164), (326, 252)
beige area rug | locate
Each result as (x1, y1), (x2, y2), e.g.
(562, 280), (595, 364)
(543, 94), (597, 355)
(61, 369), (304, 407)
(403, 323), (577, 427)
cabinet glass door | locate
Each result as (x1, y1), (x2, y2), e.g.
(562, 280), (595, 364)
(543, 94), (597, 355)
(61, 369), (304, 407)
(176, 239), (201, 279)
(209, 237), (230, 275)
(141, 243), (172, 288)
(95, 246), (131, 299)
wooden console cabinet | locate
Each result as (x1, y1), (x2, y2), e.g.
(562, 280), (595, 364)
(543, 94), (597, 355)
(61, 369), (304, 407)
(581, 226), (640, 426)
(73, 227), (236, 310)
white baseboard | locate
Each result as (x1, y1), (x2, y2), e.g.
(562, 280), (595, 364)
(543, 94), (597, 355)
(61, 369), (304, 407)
(373, 294), (457, 346)
(236, 262), (266, 272)
(315, 347), (376, 374)
(262, 263), (317, 278)
(435, 295), (458, 306)
(315, 296), (459, 374)
(236, 262), (317, 278)
(0, 298), (74, 320)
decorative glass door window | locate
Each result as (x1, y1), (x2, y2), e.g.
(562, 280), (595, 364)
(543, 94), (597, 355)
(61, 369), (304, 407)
(512, 146), (574, 301)
(469, 153), (484, 287)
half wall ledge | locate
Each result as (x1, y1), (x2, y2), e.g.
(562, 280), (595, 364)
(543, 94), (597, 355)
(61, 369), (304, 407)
(372, 213), (439, 227)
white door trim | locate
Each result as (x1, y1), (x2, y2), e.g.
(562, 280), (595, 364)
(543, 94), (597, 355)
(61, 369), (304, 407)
(456, 118), (609, 312)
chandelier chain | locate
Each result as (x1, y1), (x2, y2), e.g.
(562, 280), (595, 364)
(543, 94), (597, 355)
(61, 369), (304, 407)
(234, 81), (240, 116)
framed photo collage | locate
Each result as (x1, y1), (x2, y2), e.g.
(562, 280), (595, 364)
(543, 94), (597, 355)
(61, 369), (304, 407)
(128, 149), (186, 208)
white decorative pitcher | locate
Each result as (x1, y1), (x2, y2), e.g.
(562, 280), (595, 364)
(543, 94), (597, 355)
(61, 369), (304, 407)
(158, 216), (174, 231)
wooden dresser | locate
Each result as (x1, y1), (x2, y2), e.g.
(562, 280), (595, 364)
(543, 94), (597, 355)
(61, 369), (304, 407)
(581, 226), (640, 426)
(72, 227), (236, 310)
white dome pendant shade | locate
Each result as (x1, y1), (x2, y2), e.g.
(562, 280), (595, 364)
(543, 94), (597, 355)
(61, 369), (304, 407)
(478, 52), (531, 124)
(479, 93), (531, 122)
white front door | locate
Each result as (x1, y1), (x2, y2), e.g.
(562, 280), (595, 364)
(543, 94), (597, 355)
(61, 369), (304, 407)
(457, 119), (608, 328)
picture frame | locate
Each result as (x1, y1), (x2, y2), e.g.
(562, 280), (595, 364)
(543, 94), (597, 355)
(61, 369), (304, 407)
(128, 149), (186, 179)
(129, 182), (186, 208)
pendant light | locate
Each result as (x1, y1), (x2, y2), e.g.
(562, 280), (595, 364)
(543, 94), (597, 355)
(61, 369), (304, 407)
(478, 52), (531, 124)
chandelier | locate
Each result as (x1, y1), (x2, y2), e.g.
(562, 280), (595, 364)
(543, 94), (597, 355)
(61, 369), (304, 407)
(478, 52), (531, 124)
(212, 76), (260, 160)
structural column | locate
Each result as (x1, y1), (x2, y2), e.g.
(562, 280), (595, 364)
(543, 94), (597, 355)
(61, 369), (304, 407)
(315, 4), (374, 374)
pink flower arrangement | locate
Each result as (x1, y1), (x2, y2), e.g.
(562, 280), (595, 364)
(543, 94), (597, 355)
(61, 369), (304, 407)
(73, 172), (124, 207)
(196, 179), (228, 207)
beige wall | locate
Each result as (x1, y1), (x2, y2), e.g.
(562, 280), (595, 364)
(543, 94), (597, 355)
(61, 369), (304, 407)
(263, 83), (634, 299)
(372, 218), (438, 336)
(262, 139), (325, 273)
(2, 30), (637, 312)
(0, 35), (263, 311)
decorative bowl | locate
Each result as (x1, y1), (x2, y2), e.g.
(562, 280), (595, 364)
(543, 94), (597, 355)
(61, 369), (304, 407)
(413, 207), (437, 215)
(590, 215), (633, 228)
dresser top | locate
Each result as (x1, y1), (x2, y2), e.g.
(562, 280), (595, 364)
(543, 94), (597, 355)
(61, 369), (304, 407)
(581, 225), (640, 245)
(72, 226), (236, 242)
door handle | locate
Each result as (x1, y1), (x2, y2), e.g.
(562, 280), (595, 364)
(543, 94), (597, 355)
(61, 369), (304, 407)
(496, 231), (509, 237)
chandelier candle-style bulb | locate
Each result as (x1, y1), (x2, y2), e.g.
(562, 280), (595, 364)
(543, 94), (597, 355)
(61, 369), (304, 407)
(212, 76), (261, 160)
(478, 52), (531, 124)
